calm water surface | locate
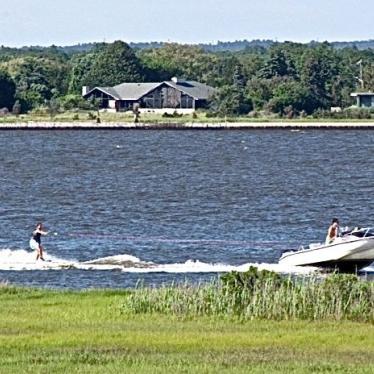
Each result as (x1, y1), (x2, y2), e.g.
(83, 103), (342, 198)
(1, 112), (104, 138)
(0, 130), (373, 288)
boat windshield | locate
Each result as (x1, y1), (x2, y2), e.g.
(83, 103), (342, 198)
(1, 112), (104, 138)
(348, 228), (374, 238)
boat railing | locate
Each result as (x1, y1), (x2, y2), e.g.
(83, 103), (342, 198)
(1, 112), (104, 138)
(342, 227), (374, 238)
(363, 228), (373, 237)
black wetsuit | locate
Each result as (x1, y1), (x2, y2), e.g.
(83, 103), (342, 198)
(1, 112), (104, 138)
(33, 232), (41, 244)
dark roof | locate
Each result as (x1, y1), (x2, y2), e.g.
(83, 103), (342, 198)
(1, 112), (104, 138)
(165, 81), (216, 100)
(351, 92), (374, 97)
(84, 80), (215, 101)
(112, 82), (162, 100)
(84, 86), (121, 100)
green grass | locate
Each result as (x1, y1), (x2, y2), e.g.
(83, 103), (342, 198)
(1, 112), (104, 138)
(1, 284), (373, 373)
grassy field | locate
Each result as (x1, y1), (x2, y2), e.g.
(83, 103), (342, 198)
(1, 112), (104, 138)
(1, 285), (373, 373)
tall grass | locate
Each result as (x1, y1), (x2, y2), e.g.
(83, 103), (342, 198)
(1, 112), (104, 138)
(122, 268), (374, 322)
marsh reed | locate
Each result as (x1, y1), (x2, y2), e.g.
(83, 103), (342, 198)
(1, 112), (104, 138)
(122, 268), (374, 322)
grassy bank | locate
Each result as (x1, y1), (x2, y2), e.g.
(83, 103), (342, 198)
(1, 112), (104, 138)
(1, 274), (374, 373)
(1, 110), (374, 124)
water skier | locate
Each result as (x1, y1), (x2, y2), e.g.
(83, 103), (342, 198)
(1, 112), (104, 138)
(29, 223), (48, 261)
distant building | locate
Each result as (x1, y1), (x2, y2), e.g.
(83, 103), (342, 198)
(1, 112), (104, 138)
(350, 92), (374, 108)
(82, 78), (215, 113)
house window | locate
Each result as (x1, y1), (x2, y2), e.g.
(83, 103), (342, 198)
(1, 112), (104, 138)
(361, 96), (373, 107)
(181, 94), (194, 108)
(142, 90), (162, 108)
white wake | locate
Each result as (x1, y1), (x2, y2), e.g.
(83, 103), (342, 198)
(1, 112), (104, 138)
(0, 248), (319, 274)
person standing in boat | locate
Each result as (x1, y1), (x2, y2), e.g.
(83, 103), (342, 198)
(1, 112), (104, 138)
(325, 218), (339, 245)
(29, 223), (48, 261)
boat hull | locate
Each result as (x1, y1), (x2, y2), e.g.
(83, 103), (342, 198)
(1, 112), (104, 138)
(279, 237), (374, 272)
(305, 259), (373, 273)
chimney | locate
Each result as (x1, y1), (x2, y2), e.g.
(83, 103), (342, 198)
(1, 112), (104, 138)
(171, 77), (178, 84)
(82, 86), (90, 96)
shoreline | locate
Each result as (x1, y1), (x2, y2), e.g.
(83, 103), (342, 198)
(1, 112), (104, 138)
(1, 121), (374, 130)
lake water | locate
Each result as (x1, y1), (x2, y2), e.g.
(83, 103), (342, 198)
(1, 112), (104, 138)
(0, 129), (373, 288)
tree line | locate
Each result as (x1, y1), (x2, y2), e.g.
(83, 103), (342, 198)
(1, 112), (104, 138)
(0, 40), (373, 117)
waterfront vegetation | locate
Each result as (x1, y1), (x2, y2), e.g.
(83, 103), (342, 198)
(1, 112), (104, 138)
(124, 268), (374, 322)
(1, 270), (374, 373)
(1, 108), (374, 125)
(0, 40), (374, 120)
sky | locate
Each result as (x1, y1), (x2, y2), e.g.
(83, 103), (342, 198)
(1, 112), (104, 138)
(1, 0), (373, 47)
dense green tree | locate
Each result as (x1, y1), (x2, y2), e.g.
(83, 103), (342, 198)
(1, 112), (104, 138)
(260, 45), (297, 79)
(299, 44), (342, 111)
(363, 62), (374, 91)
(139, 43), (217, 83)
(3, 56), (69, 111)
(205, 54), (242, 87)
(68, 53), (95, 93)
(237, 53), (265, 80)
(0, 69), (15, 109)
(210, 63), (252, 116)
(69, 41), (144, 93)
(267, 79), (311, 115)
(139, 43), (187, 80)
(88, 41), (144, 86)
(246, 77), (276, 110)
(210, 85), (251, 116)
(12, 58), (52, 110)
(232, 64), (247, 88)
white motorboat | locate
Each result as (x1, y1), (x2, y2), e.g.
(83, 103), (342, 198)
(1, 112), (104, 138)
(279, 227), (374, 272)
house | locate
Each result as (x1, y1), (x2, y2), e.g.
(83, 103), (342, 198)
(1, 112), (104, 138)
(82, 77), (215, 113)
(350, 92), (374, 108)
